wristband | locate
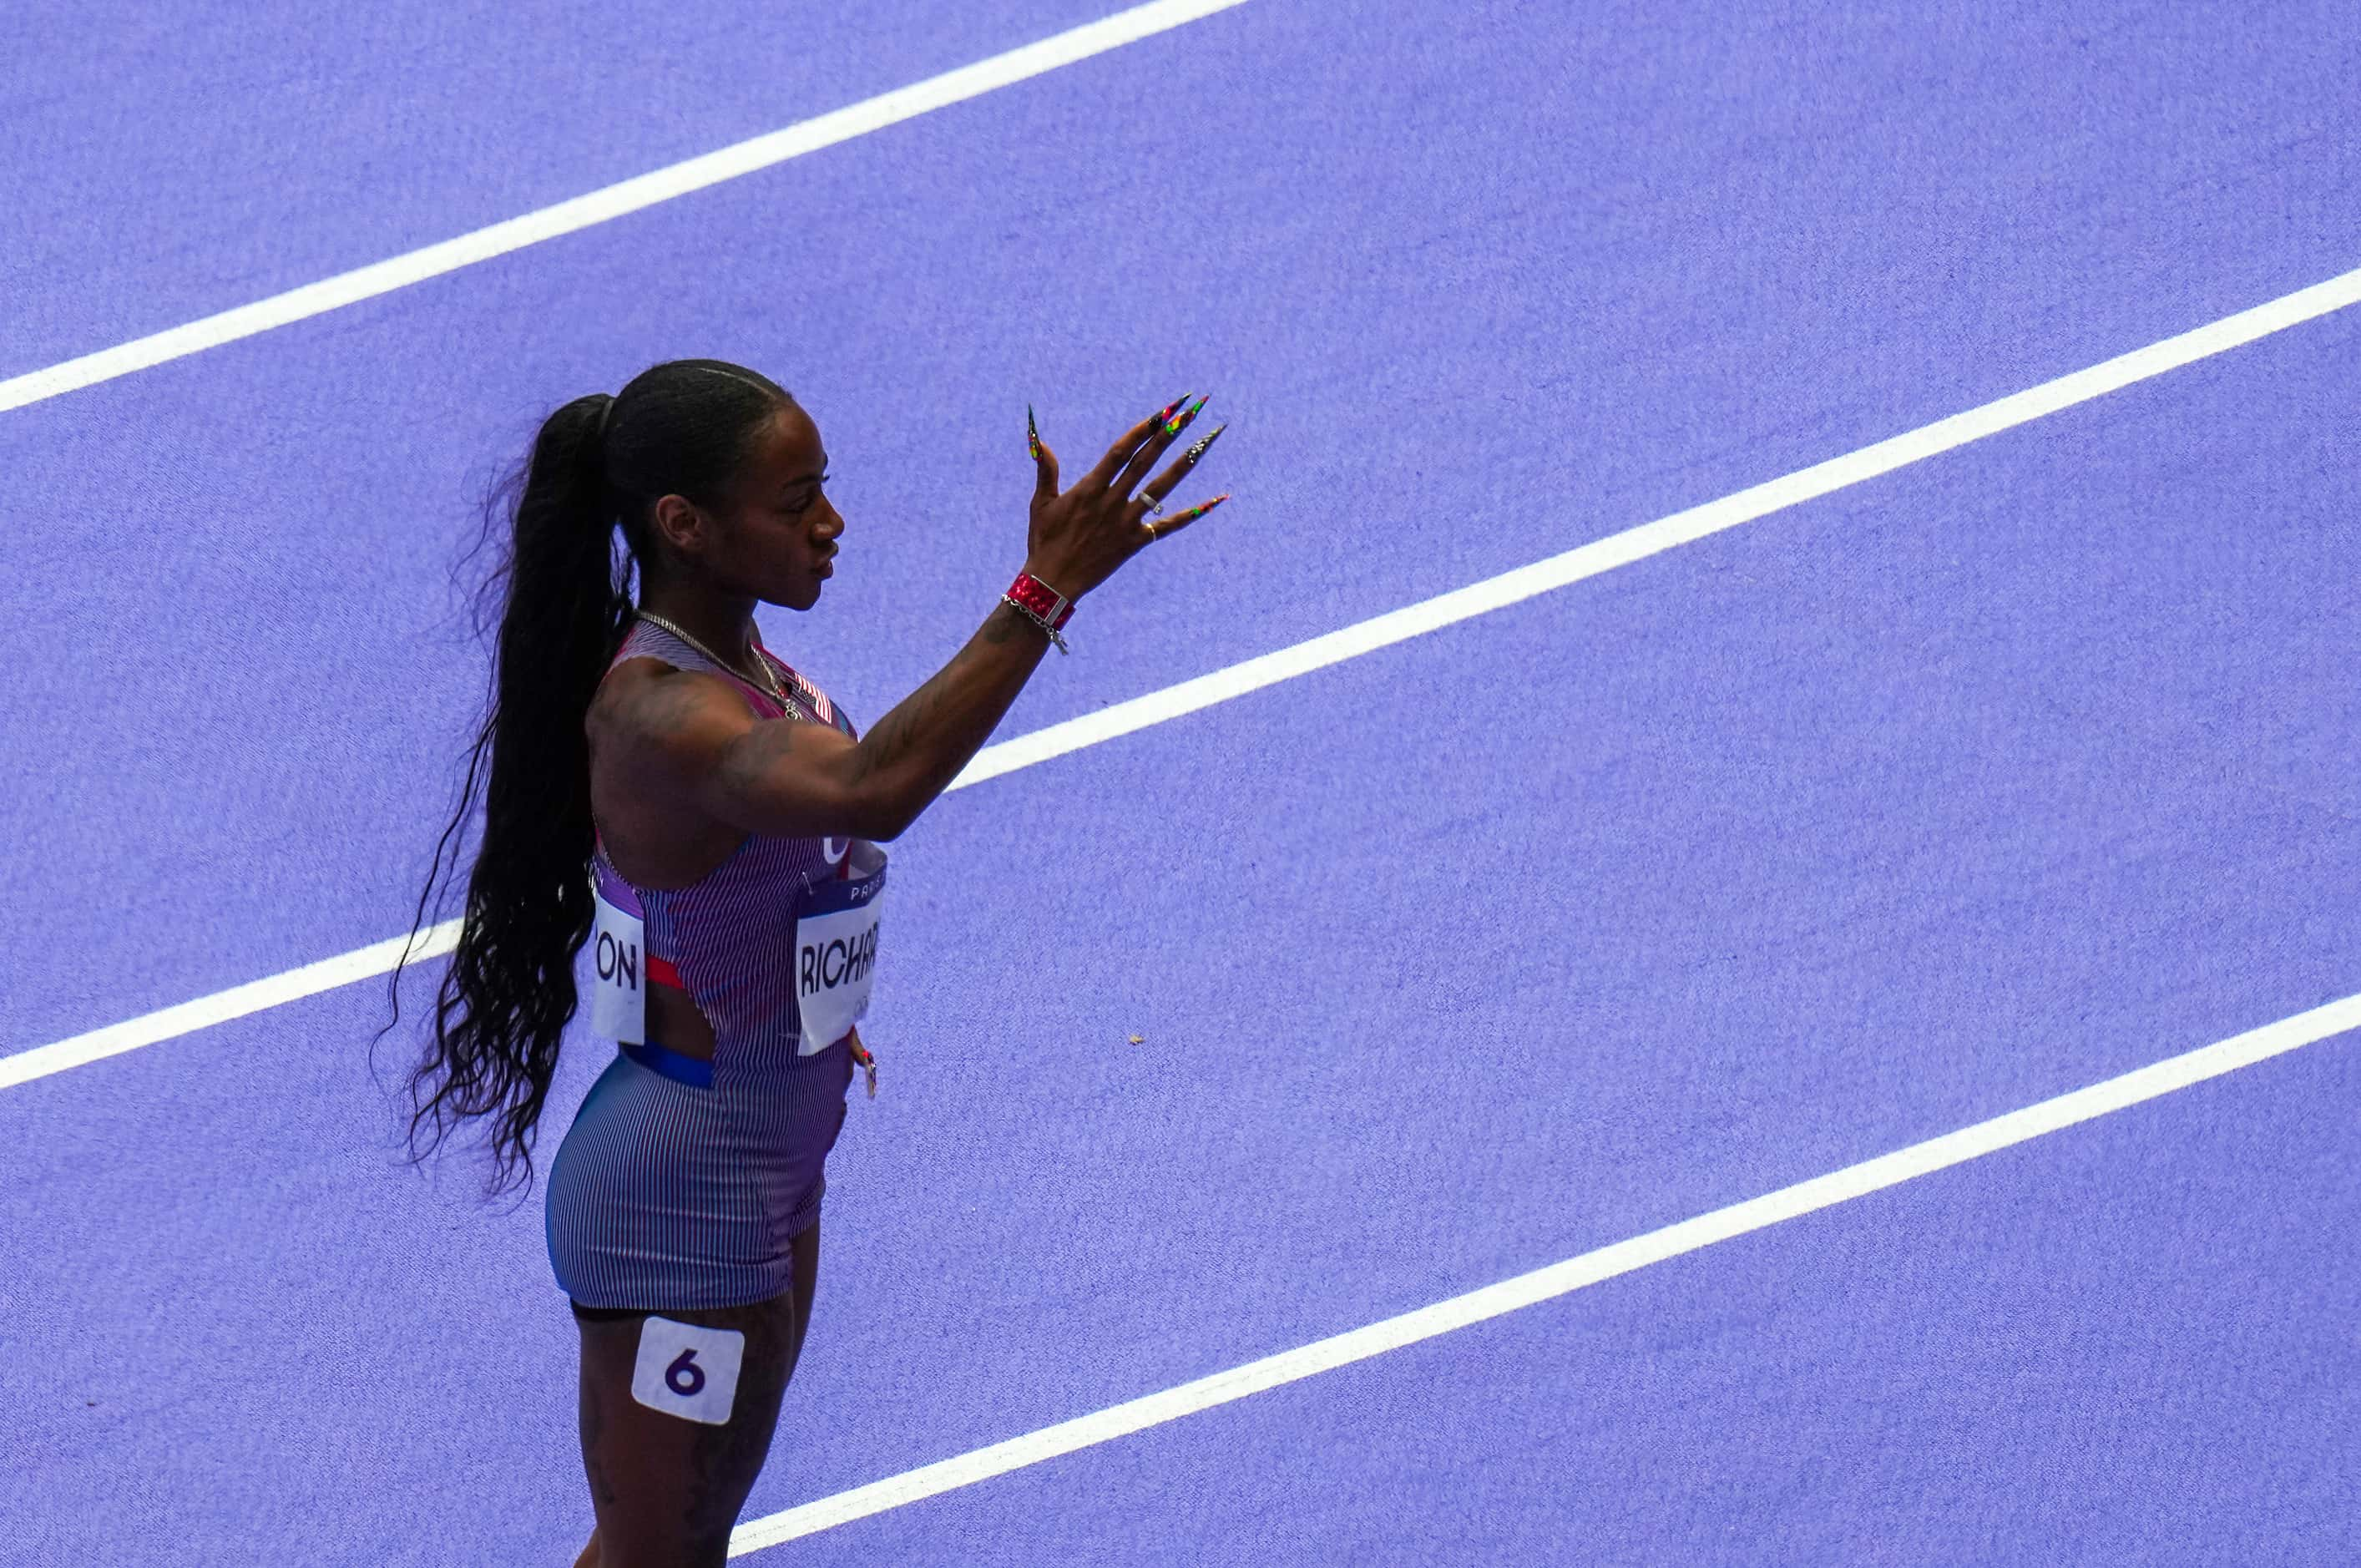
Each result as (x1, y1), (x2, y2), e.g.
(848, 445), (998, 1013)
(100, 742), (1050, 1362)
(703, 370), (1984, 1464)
(1002, 571), (1076, 654)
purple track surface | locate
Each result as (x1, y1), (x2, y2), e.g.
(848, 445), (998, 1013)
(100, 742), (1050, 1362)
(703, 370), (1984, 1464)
(3, 2), (2355, 1563)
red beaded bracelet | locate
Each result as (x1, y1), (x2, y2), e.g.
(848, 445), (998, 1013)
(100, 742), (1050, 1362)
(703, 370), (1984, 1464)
(1002, 571), (1076, 653)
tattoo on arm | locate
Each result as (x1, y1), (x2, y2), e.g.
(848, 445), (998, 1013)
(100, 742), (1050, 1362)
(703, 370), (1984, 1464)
(981, 604), (1025, 645)
(680, 602), (1047, 834)
(715, 718), (801, 798)
(852, 685), (942, 785)
(634, 670), (724, 740)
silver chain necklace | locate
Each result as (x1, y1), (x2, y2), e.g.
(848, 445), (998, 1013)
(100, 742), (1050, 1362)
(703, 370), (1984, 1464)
(633, 609), (795, 713)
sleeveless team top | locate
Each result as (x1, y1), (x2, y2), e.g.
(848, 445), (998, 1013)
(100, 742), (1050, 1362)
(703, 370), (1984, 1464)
(589, 615), (863, 1072)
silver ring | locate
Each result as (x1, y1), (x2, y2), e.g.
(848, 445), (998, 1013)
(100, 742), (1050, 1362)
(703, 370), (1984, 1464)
(1140, 494), (1165, 516)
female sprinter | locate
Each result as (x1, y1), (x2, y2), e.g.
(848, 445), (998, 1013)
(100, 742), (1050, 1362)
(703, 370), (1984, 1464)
(394, 358), (1228, 1566)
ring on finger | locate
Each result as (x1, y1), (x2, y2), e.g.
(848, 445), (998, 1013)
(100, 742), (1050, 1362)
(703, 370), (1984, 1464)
(1139, 493), (1165, 516)
(1141, 518), (1161, 543)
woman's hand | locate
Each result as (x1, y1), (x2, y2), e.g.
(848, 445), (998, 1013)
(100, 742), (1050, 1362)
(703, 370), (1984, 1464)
(1022, 394), (1231, 599)
(629, 399), (1236, 854)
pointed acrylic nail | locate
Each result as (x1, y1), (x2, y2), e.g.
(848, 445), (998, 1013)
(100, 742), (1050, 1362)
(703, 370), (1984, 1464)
(1180, 493), (1232, 522)
(1165, 394), (1209, 437)
(1028, 403), (1041, 460)
(1183, 421), (1228, 463)
(1155, 392), (1192, 427)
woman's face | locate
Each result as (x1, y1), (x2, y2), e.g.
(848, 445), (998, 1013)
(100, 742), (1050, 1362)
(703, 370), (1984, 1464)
(695, 402), (842, 612)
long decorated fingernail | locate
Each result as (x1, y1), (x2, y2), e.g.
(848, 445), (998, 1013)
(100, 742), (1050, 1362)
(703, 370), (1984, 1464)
(1027, 403), (1040, 460)
(1165, 394), (1209, 437)
(1183, 421), (1227, 463)
(1154, 392), (1191, 428)
(1176, 493), (1231, 522)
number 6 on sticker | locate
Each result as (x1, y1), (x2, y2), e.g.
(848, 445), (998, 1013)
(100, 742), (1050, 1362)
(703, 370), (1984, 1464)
(630, 1318), (744, 1425)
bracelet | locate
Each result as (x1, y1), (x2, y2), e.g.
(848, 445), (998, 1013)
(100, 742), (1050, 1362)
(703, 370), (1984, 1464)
(1002, 571), (1076, 654)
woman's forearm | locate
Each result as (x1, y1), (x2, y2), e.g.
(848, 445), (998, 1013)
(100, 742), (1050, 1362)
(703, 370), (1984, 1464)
(847, 600), (1054, 838)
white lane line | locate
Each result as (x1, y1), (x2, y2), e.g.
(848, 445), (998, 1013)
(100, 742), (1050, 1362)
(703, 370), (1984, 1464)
(957, 263), (2361, 787)
(0, 0), (1255, 416)
(0, 925), (462, 1091)
(727, 990), (2361, 1554)
(4, 264), (2358, 1090)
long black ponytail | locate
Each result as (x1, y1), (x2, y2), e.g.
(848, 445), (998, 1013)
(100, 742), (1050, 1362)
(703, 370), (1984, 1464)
(386, 358), (791, 1195)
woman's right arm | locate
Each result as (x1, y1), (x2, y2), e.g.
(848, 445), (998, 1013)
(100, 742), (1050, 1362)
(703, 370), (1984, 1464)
(613, 397), (1234, 842)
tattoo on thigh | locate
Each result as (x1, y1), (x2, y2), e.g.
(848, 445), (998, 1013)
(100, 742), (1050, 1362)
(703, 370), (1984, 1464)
(683, 1424), (731, 1540)
(683, 1305), (789, 1542)
(581, 1380), (620, 1508)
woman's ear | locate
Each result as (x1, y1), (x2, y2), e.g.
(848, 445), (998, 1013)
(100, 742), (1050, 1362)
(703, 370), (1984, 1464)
(650, 493), (703, 554)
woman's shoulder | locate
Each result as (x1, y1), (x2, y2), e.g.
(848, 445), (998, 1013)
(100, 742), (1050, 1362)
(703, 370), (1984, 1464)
(588, 655), (757, 769)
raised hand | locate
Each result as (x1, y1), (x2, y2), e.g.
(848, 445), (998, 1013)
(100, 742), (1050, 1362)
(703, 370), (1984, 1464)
(1021, 394), (1231, 599)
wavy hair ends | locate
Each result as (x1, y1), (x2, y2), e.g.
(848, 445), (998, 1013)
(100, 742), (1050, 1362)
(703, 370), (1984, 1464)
(391, 391), (625, 1196)
(382, 360), (791, 1198)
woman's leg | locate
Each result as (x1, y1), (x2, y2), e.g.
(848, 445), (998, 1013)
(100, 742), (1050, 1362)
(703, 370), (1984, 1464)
(571, 1222), (824, 1568)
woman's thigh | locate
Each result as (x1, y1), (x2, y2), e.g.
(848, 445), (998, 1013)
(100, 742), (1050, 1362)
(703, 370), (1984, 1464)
(575, 1222), (823, 1568)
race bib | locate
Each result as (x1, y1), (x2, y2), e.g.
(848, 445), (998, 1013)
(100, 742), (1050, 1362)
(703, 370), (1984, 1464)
(629, 1316), (744, 1426)
(589, 888), (648, 1045)
(795, 842), (886, 1056)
